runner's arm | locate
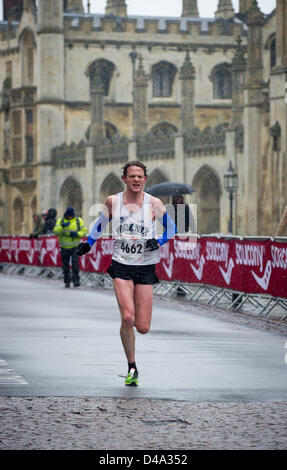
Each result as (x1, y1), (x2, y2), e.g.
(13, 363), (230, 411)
(146, 200), (177, 251)
(87, 211), (111, 246)
(77, 199), (112, 255)
(157, 211), (177, 246)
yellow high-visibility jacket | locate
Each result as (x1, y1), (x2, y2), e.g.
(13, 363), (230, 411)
(53, 216), (87, 249)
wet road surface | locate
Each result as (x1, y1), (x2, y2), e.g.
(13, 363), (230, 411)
(0, 274), (286, 450)
(0, 275), (286, 401)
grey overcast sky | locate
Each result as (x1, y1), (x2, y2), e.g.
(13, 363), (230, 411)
(0, 0), (276, 20)
(86, 0), (276, 17)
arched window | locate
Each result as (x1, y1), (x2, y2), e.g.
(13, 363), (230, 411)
(85, 122), (118, 141)
(105, 122), (118, 140)
(89, 59), (115, 96)
(13, 197), (24, 235)
(270, 121), (281, 152)
(146, 168), (168, 187)
(270, 37), (276, 69)
(151, 122), (178, 137)
(192, 165), (221, 234)
(152, 62), (177, 98)
(211, 64), (232, 99)
(60, 177), (83, 217)
(146, 168), (169, 204)
(19, 29), (35, 87)
(100, 173), (124, 202)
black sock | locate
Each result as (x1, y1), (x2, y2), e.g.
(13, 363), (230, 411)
(128, 362), (137, 373)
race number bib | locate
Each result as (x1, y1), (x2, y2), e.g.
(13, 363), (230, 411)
(120, 241), (143, 257)
(116, 239), (146, 263)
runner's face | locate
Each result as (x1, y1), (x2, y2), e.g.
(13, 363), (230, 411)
(123, 166), (147, 193)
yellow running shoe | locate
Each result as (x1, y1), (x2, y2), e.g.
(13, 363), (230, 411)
(125, 368), (139, 386)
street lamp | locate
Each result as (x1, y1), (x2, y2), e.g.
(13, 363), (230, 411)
(224, 161), (238, 234)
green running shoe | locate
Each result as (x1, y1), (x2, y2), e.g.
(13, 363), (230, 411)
(125, 368), (139, 386)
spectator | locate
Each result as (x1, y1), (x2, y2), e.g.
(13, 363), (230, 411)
(42, 209), (48, 222)
(53, 206), (87, 288)
(29, 212), (44, 238)
(42, 208), (57, 235)
(168, 195), (196, 235)
(167, 195), (195, 298)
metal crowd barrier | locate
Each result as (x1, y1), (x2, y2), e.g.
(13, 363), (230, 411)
(1, 262), (287, 322)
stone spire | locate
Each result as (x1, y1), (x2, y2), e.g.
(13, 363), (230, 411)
(65, 0), (84, 13)
(133, 55), (149, 139)
(276, 0), (287, 67)
(90, 63), (105, 143)
(182, 0), (199, 18)
(231, 36), (247, 126)
(239, 0), (253, 14)
(246, 0), (264, 86)
(243, 0), (265, 236)
(105, 0), (127, 17)
(215, 0), (235, 19)
(180, 50), (196, 134)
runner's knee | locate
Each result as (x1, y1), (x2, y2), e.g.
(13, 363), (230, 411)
(122, 312), (134, 328)
(136, 324), (150, 335)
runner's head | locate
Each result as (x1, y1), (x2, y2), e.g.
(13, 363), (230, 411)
(122, 161), (148, 193)
(122, 161), (147, 178)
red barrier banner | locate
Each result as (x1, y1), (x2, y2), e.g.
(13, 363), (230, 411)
(0, 236), (61, 267)
(78, 238), (113, 274)
(1, 236), (287, 299)
(156, 236), (287, 298)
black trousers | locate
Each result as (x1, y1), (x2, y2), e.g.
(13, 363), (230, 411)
(60, 247), (80, 285)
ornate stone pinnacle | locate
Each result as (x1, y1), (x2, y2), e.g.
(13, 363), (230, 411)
(105, 0), (127, 17)
(180, 50), (196, 80)
(138, 54), (144, 73)
(246, 0), (264, 25)
(182, 0), (199, 18)
(135, 55), (148, 84)
(232, 35), (246, 67)
(65, 0), (84, 13)
(215, 0), (235, 19)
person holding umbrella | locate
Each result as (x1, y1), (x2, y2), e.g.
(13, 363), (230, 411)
(146, 182), (196, 236)
(169, 194), (196, 235)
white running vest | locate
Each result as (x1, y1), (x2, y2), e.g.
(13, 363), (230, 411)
(112, 192), (160, 266)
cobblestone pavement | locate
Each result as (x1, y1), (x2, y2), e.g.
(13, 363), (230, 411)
(0, 397), (286, 450)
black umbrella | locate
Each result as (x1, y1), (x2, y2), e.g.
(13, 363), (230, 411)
(146, 182), (195, 197)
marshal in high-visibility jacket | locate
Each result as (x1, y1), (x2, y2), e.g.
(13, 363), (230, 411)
(53, 208), (88, 249)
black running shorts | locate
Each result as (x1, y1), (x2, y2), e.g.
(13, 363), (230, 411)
(107, 260), (159, 285)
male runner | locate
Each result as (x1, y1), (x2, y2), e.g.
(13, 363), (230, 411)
(77, 161), (177, 386)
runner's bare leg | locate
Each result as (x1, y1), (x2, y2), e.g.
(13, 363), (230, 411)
(113, 278), (136, 363)
(134, 284), (153, 334)
(113, 279), (154, 365)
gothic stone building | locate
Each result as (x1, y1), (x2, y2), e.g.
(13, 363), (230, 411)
(0, 0), (286, 236)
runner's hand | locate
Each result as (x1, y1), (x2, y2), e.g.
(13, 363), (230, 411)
(76, 242), (91, 256)
(146, 238), (160, 251)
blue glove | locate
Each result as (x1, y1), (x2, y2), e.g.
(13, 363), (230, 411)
(69, 231), (78, 238)
(61, 220), (70, 227)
